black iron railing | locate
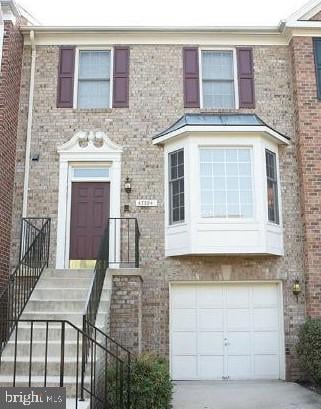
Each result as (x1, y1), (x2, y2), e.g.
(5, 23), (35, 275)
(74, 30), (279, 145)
(81, 217), (139, 407)
(0, 218), (51, 353)
(0, 320), (130, 409)
(107, 218), (140, 268)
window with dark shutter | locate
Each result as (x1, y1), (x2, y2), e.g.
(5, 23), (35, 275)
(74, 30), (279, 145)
(237, 47), (255, 108)
(57, 46), (75, 108)
(314, 38), (321, 99)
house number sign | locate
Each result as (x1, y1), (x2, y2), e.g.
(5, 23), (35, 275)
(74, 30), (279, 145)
(136, 199), (158, 207)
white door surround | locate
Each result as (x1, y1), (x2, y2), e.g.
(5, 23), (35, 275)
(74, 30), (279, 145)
(170, 281), (285, 381)
(56, 131), (122, 269)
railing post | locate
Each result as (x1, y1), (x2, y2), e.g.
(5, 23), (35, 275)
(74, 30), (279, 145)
(60, 321), (65, 387)
(80, 315), (86, 401)
(135, 220), (139, 268)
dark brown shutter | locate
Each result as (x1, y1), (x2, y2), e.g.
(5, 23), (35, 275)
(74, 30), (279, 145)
(237, 47), (255, 108)
(57, 46), (75, 108)
(183, 47), (200, 108)
(113, 47), (129, 108)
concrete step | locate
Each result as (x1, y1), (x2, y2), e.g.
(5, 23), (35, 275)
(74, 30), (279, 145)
(0, 375), (91, 396)
(42, 269), (93, 279)
(0, 357), (82, 377)
(32, 288), (111, 300)
(3, 341), (82, 357)
(24, 300), (87, 313)
(36, 278), (93, 289)
(20, 312), (107, 327)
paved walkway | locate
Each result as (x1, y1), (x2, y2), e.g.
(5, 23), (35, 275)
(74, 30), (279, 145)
(173, 381), (321, 409)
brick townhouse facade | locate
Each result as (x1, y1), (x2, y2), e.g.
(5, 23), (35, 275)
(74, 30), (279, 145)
(3, 0), (321, 384)
(0, 1), (24, 289)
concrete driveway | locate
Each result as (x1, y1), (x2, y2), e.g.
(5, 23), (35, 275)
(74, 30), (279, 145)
(173, 381), (321, 409)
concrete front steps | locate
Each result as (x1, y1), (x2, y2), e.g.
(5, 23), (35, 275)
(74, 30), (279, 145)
(0, 268), (111, 405)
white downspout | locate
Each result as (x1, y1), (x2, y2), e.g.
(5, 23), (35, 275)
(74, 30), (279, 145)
(22, 29), (36, 217)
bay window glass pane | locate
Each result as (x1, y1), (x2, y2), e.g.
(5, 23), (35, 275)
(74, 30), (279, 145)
(79, 51), (110, 80)
(169, 149), (185, 224)
(266, 150), (279, 224)
(200, 148), (253, 218)
(78, 80), (110, 109)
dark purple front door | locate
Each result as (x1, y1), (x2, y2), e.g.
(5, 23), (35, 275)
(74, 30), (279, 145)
(69, 182), (110, 260)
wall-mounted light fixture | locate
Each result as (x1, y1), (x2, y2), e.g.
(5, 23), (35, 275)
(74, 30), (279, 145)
(124, 177), (132, 194)
(292, 279), (302, 301)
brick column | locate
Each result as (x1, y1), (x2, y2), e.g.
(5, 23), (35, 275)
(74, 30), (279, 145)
(291, 36), (321, 318)
(109, 275), (143, 354)
(0, 20), (23, 288)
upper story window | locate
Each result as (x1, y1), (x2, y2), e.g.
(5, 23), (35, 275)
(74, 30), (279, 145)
(77, 50), (112, 109)
(266, 150), (279, 224)
(201, 50), (237, 109)
(169, 149), (185, 224)
(200, 147), (253, 218)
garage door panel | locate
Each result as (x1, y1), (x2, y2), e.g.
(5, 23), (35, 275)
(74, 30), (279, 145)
(226, 309), (251, 330)
(252, 285), (278, 307)
(171, 283), (282, 381)
(228, 356), (251, 379)
(172, 309), (196, 330)
(226, 287), (250, 307)
(172, 287), (196, 308)
(172, 332), (197, 355)
(199, 309), (224, 330)
(198, 332), (224, 355)
(199, 356), (224, 379)
(227, 332), (251, 355)
(253, 309), (278, 330)
(172, 356), (197, 380)
(253, 332), (279, 354)
(198, 286), (224, 307)
(254, 355), (279, 379)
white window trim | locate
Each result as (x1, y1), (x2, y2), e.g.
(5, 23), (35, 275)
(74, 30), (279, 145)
(198, 145), (255, 222)
(73, 46), (114, 109)
(199, 47), (239, 110)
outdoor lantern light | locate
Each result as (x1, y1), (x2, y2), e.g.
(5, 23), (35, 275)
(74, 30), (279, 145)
(124, 177), (132, 194)
(292, 279), (302, 300)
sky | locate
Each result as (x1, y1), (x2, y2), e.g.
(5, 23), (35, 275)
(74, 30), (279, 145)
(17, 0), (309, 26)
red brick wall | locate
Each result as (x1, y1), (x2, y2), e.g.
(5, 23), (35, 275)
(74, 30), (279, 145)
(291, 36), (321, 318)
(0, 20), (23, 288)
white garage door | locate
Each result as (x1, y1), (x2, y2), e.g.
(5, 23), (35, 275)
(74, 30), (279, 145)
(170, 283), (283, 380)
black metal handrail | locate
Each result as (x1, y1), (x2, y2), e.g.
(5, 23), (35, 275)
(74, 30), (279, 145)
(0, 218), (51, 354)
(81, 217), (140, 406)
(0, 319), (130, 409)
(107, 218), (140, 268)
